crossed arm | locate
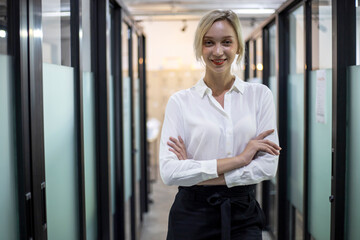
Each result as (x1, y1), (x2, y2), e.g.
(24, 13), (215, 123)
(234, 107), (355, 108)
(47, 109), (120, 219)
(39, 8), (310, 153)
(167, 129), (281, 185)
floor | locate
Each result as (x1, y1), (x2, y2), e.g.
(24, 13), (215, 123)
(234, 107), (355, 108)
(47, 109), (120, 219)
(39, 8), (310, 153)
(140, 178), (178, 240)
(140, 178), (273, 240)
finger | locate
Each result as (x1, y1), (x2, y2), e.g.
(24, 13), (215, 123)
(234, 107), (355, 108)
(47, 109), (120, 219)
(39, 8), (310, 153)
(167, 141), (183, 153)
(262, 144), (280, 155)
(257, 143), (278, 155)
(260, 139), (281, 150)
(178, 137), (187, 152)
(169, 137), (179, 144)
(172, 137), (187, 154)
(168, 141), (187, 159)
(169, 148), (185, 160)
(255, 129), (275, 140)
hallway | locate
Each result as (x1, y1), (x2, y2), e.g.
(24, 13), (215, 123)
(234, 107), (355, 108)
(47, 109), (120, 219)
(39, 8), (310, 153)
(140, 178), (177, 240)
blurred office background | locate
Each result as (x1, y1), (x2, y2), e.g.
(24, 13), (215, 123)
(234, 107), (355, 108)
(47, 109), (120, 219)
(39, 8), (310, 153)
(1, 0), (360, 239)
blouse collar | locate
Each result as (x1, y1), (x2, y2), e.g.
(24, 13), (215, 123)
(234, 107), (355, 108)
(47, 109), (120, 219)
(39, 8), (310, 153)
(194, 75), (245, 98)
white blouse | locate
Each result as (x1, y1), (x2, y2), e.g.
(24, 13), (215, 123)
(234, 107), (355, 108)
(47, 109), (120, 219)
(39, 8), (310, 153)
(159, 76), (279, 187)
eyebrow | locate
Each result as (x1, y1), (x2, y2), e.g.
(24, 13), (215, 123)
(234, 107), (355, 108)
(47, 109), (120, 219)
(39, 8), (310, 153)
(203, 36), (235, 39)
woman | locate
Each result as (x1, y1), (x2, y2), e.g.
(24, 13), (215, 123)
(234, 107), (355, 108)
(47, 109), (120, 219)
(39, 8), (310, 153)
(159, 9), (280, 240)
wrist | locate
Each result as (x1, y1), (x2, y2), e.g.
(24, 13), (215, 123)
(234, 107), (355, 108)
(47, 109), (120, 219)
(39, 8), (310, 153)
(234, 154), (246, 168)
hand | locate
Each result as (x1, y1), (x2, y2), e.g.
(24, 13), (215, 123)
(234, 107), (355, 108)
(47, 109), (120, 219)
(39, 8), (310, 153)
(167, 136), (187, 160)
(240, 129), (281, 166)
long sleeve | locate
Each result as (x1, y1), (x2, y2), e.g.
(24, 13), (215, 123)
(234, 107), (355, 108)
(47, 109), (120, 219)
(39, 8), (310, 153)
(159, 95), (218, 186)
(224, 87), (279, 187)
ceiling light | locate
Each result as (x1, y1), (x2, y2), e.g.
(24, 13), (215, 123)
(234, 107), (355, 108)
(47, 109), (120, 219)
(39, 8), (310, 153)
(0, 30), (7, 38)
(234, 9), (275, 15)
(43, 11), (71, 17)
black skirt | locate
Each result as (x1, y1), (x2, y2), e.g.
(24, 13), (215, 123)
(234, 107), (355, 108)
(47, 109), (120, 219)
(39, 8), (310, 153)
(166, 185), (265, 240)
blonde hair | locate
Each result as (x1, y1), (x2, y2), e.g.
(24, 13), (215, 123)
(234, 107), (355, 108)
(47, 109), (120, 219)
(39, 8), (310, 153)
(194, 9), (244, 65)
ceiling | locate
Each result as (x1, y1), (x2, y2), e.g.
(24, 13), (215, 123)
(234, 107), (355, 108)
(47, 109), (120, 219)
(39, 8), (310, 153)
(122, 0), (288, 22)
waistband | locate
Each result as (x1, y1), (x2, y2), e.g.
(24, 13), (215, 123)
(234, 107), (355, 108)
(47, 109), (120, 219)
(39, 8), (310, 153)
(179, 184), (256, 198)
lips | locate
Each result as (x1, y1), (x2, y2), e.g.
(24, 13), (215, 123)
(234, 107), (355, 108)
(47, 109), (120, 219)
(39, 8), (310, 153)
(211, 59), (226, 66)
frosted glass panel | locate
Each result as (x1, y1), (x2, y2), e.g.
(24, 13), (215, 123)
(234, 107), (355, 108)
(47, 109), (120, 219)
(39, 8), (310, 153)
(43, 63), (79, 239)
(287, 73), (304, 213)
(308, 69), (332, 239)
(0, 55), (19, 239)
(123, 76), (132, 200)
(346, 65), (360, 240)
(83, 72), (97, 239)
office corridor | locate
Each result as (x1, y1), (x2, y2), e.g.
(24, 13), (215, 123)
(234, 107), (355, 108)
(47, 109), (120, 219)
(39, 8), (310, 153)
(2, 0), (360, 239)
(140, 178), (177, 240)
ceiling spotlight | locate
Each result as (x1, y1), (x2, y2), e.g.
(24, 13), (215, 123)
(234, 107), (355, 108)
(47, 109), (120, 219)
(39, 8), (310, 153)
(181, 19), (187, 32)
(0, 29), (7, 38)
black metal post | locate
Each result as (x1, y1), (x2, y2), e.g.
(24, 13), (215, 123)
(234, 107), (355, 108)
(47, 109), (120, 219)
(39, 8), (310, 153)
(331, 0), (356, 239)
(94, 0), (111, 238)
(276, 10), (290, 240)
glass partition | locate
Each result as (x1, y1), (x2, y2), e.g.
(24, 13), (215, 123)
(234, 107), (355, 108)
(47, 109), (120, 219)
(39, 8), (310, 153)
(42, 0), (80, 238)
(308, 1), (332, 239)
(346, 65), (360, 239)
(122, 22), (132, 240)
(42, 0), (71, 66)
(43, 63), (79, 239)
(268, 23), (278, 237)
(133, 31), (142, 234)
(0, 46), (19, 240)
(346, 6), (360, 239)
(312, 0), (332, 70)
(308, 69), (332, 239)
(82, 0), (97, 238)
(287, 5), (304, 239)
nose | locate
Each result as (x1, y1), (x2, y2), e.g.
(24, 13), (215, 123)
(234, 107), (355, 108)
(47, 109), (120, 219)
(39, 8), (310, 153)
(213, 43), (223, 56)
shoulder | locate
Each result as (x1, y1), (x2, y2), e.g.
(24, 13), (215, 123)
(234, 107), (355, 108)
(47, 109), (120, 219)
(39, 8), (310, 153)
(167, 88), (193, 106)
(243, 82), (272, 97)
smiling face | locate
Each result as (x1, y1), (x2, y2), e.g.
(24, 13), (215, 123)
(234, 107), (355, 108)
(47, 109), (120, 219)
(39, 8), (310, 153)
(202, 20), (238, 74)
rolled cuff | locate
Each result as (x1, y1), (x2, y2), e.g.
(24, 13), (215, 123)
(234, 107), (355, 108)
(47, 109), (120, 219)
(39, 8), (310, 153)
(200, 159), (219, 181)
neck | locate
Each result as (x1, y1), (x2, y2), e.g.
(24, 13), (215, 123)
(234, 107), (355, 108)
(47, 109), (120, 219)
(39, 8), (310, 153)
(204, 71), (235, 96)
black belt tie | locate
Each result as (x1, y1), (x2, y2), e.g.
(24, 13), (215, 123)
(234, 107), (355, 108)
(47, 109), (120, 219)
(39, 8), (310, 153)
(206, 191), (254, 240)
